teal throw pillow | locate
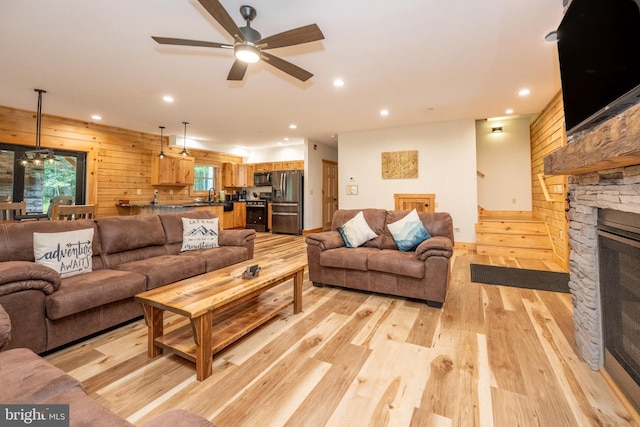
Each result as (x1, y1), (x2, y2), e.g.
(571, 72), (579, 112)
(387, 209), (431, 251)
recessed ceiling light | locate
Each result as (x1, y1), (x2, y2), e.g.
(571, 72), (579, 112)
(289, 124), (297, 129)
(380, 109), (389, 116)
(518, 88), (530, 96)
(91, 114), (102, 121)
(284, 137), (289, 141)
(333, 78), (344, 87)
(505, 109), (514, 115)
(544, 31), (559, 42)
(162, 95), (174, 103)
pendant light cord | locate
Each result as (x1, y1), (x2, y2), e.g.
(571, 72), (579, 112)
(35, 89), (46, 150)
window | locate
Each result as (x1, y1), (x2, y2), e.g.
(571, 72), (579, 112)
(193, 165), (216, 192)
(0, 143), (86, 213)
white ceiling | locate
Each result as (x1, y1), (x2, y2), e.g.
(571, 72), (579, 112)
(0, 0), (564, 154)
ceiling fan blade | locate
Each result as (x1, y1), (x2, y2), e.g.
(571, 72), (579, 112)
(197, 0), (244, 42)
(261, 52), (313, 82)
(152, 36), (231, 49)
(227, 60), (248, 81)
(258, 24), (324, 50)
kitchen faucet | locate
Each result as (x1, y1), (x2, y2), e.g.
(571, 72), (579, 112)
(208, 187), (215, 203)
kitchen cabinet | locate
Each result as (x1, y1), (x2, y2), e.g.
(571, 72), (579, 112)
(273, 160), (303, 171)
(151, 154), (194, 186)
(221, 202), (246, 228)
(253, 162), (273, 173)
(222, 163), (248, 188)
(393, 193), (435, 213)
(223, 210), (233, 229)
(194, 205), (225, 229)
(246, 164), (255, 186)
(233, 202), (246, 228)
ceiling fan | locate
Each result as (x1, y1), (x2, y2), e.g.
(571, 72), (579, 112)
(152, 0), (324, 82)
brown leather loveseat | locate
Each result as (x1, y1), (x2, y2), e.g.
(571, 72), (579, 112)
(305, 209), (454, 307)
(0, 210), (254, 354)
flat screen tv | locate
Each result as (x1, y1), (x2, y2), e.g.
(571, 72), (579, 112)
(557, 0), (640, 136)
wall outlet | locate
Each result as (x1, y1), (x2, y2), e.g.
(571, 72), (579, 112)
(512, 198), (517, 204)
(153, 189), (159, 195)
(454, 227), (461, 233)
(169, 189), (173, 195)
(136, 189), (141, 195)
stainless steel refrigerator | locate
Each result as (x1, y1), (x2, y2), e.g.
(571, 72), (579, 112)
(271, 170), (303, 235)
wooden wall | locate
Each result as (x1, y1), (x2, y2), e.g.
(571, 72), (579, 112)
(530, 92), (569, 270)
(0, 105), (241, 217)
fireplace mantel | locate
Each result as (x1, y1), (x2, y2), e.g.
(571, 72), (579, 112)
(544, 102), (640, 176)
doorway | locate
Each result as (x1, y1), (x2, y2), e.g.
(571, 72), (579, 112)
(321, 159), (338, 231)
(0, 144), (86, 213)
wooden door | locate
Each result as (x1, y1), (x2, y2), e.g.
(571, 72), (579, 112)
(394, 193), (435, 212)
(322, 160), (338, 230)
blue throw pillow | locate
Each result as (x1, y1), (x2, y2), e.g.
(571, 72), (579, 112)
(387, 209), (432, 251)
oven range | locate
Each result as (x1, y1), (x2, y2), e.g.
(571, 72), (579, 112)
(245, 199), (269, 232)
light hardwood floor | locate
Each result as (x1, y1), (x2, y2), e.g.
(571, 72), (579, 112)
(45, 233), (638, 426)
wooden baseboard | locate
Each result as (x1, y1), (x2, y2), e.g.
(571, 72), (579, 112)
(303, 228), (323, 236)
(600, 368), (640, 426)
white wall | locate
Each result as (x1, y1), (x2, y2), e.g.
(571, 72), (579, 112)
(304, 140), (339, 231)
(245, 144), (305, 163)
(338, 120), (478, 243)
(476, 117), (532, 211)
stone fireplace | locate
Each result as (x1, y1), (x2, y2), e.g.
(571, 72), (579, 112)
(545, 102), (640, 411)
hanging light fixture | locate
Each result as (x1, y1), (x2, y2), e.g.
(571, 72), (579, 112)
(181, 121), (189, 156)
(158, 126), (166, 159)
(19, 89), (57, 166)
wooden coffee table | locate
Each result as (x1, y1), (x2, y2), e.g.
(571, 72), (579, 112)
(135, 258), (305, 381)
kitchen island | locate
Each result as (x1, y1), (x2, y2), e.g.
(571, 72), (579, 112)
(115, 202), (235, 229)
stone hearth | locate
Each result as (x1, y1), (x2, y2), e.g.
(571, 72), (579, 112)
(566, 166), (640, 369)
(544, 102), (640, 371)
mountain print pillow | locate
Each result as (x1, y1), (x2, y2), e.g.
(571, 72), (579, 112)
(387, 209), (431, 252)
(181, 218), (219, 252)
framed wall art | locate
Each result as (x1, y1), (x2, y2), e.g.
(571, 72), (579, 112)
(381, 150), (418, 179)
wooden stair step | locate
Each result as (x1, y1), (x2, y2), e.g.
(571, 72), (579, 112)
(475, 212), (553, 261)
(476, 232), (551, 249)
(476, 221), (548, 235)
(476, 244), (553, 260)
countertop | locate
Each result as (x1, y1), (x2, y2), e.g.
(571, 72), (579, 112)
(117, 202), (234, 208)
(116, 201), (238, 211)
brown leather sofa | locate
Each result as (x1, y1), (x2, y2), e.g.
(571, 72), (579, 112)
(0, 304), (214, 427)
(0, 210), (255, 354)
(305, 209), (454, 307)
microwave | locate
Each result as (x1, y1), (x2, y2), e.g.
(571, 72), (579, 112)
(253, 172), (271, 186)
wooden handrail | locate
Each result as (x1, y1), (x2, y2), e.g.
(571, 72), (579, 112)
(537, 173), (553, 202)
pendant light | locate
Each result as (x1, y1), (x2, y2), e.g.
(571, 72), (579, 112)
(181, 121), (189, 156)
(157, 126), (166, 159)
(19, 89), (57, 166)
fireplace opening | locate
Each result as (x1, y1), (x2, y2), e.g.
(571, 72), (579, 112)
(598, 209), (640, 412)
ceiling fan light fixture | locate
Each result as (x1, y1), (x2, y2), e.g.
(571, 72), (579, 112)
(234, 44), (261, 63)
